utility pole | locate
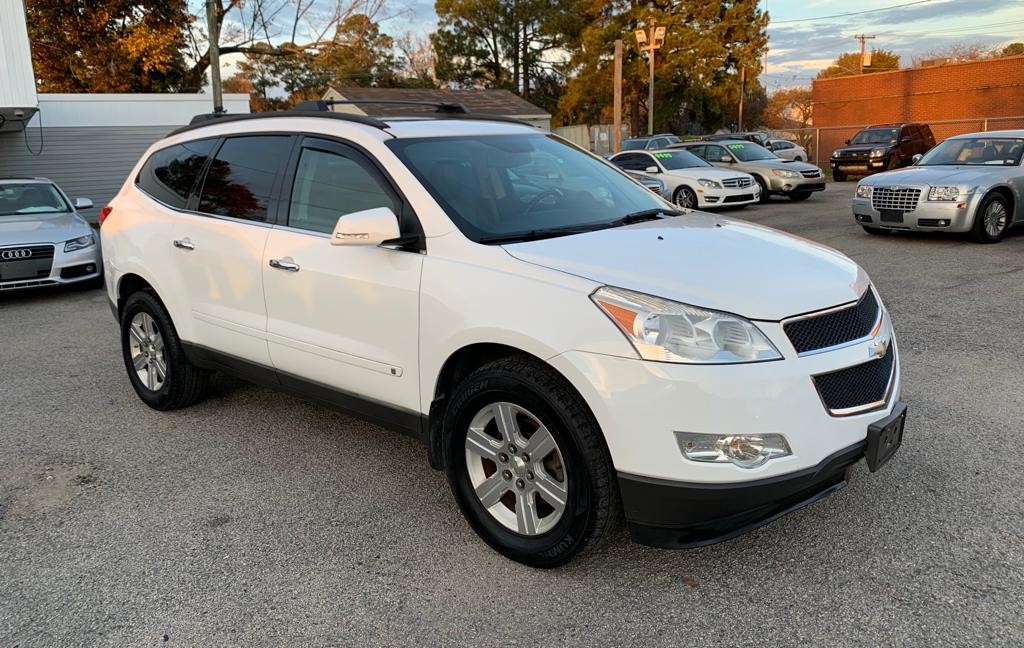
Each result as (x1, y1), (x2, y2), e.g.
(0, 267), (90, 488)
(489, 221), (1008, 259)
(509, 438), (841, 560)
(853, 34), (876, 74)
(738, 67), (746, 131)
(206, 0), (224, 114)
(634, 23), (666, 136)
(613, 39), (623, 153)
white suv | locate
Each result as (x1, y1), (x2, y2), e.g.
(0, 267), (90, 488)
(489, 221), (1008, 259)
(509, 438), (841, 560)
(101, 106), (906, 567)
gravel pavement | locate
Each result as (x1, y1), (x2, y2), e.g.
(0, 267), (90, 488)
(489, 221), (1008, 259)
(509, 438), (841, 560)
(1, 183), (1023, 647)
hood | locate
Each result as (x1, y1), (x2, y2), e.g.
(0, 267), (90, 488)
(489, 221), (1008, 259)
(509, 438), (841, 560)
(665, 166), (752, 181)
(0, 212), (92, 246)
(742, 158), (818, 171)
(503, 213), (867, 321)
(860, 165), (1001, 186)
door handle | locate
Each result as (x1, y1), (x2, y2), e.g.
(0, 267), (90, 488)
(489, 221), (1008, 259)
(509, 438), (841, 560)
(173, 238), (195, 251)
(269, 258), (300, 272)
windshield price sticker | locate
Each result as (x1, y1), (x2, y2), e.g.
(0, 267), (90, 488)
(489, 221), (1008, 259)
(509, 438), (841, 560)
(654, 152), (674, 159)
(727, 143), (745, 150)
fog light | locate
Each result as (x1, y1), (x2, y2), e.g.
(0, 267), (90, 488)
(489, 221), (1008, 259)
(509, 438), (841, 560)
(675, 432), (792, 469)
(87, 264), (95, 272)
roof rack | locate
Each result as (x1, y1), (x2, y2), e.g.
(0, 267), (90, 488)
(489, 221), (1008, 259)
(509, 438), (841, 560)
(167, 110), (390, 137)
(293, 99), (470, 114)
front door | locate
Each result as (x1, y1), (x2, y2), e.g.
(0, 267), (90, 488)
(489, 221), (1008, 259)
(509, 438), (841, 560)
(262, 138), (423, 413)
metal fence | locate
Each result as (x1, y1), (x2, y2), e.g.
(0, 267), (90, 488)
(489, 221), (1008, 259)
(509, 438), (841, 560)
(553, 124), (631, 156)
(767, 116), (1024, 167)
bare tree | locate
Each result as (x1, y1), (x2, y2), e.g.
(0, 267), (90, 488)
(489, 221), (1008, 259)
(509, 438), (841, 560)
(395, 31), (435, 83)
(911, 42), (997, 67)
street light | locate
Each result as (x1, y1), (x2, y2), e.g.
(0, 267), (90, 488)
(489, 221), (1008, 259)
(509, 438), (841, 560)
(635, 23), (666, 136)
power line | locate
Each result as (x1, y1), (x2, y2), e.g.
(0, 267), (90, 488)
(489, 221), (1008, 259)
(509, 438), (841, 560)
(772, 0), (935, 25)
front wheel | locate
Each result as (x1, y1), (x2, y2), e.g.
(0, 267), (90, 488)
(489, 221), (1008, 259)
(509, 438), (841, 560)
(673, 185), (697, 210)
(443, 356), (619, 568)
(832, 169), (847, 182)
(970, 193), (1010, 243)
(754, 176), (770, 203)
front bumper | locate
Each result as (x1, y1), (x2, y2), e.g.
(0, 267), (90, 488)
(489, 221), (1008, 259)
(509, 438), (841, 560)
(852, 192), (980, 233)
(698, 185), (760, 208)
(765, 174), (826, 194)
(831, 157), (889, 174)
(0, 239), (102, 291)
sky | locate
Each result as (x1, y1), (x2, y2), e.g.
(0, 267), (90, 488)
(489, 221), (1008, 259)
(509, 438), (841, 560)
(383, 0), (1024, 89)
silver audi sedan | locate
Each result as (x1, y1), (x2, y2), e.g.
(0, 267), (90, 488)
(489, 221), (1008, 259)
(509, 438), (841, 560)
(852, 130), (1023, 243)
(0, 178), (102, 290)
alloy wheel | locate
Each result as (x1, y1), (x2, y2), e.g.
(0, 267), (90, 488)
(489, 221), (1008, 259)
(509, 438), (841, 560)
(464, 402), (568, 536)
(984, 200), (1008, 238)
(674, 187), (696, 209)
(128, 312), (166, 391)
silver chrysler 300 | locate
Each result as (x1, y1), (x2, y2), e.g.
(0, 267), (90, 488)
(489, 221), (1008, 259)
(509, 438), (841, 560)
(0, 178), (102, 290)
(853, 130), (1023, 243)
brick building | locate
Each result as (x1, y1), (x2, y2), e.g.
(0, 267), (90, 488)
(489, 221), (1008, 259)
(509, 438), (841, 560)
(809, 55), (1024, 162)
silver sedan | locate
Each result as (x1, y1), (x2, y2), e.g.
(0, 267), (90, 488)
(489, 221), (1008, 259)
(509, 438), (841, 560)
(852, 130), (1023, 243)
(0, 178), (102, 290)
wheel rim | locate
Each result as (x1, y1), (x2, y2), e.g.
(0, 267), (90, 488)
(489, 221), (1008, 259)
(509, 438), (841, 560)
(984, 201), (1007, 238)
(464, 402), (567, 536)
(128, 312), (167, 391)
(675, 188), (695, 209)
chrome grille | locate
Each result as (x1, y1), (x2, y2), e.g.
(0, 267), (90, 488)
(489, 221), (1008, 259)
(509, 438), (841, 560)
(784, 289), (880, 355)
(721, 177), (754, 188)
(800, 169), (821, 178)
(813, 344), (896, 416)
(0, 244), (55, 282)
(872, 187), (921, 212)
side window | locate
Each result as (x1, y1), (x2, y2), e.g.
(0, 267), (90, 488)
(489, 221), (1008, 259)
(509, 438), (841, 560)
(687, 145), (707, 160)
(637, 154), (657, 170)
(198, 135), (292, 222)
(287, 146), (398, 234)
(705, 145), (728, 161)
(650, 137), (667, 148)
(136, 139), (216, 208)
(613, 154), (640, 171)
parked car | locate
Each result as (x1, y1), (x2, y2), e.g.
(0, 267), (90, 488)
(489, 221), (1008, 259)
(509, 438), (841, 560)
(672, 139), (826, 202)
(703, 131), (771, 148)
(101, 108), (905, 567)
(0, 177), (101, 291)
(830, 123), (935, 181)
(610, 149), (760, 209)
(629, 173), (667, 196)
(620, 133), (681, 151)
(853, 130), (1023, 243)
(767, 138), (809, 161)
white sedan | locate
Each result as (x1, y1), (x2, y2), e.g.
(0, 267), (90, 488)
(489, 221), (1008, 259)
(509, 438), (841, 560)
(610, 149), (760, 209)
(767, 138), (809, 162)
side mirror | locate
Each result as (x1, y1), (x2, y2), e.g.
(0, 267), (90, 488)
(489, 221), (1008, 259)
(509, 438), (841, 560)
(74, 198), (93, 209)
(331, 206), (401, 247)
(844, 139), (851, 145)
(645, 165), (660, 174)
(911, 154), (923, 165)
(719, 155), (733, 163)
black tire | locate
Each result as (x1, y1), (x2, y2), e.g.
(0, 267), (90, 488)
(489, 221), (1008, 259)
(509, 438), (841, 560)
(969, 193), (1011, 244)
(753, 176), (770, 203)
(832, 169), (847, 182)
(788, 192), (812, 202)
(672, 185), (697, 210)
(862, 225), (889, 235)
(442, 355), (620, 568)
(120, 290), (209, 410)
(794, 156), (804, 162)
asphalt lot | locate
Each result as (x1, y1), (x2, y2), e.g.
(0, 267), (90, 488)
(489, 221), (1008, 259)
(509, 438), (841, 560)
(2, 183), (1023, 647)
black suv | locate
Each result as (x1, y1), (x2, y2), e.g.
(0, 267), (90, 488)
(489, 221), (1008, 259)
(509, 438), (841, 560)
(830, 123), (935, 181)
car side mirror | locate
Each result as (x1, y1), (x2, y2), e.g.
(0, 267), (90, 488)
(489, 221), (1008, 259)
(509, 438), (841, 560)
(911, 154), (923, 165)
(74, 198), (93, 209)
(331, 207), (401, 247)
(844, 139), (851, 145)
(719, 155), (733, 163)
(645, 165), (660, 174)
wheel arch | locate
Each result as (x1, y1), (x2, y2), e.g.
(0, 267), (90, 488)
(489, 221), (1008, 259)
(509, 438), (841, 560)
(984, 185), (1017, 225)
(116, 272), (158, 315)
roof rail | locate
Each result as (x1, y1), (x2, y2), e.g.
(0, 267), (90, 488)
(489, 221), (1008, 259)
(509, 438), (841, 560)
(293, 99), (471, 114)
(166, 110), (390, 137)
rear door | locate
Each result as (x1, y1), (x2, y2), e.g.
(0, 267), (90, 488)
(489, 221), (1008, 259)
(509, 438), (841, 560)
(262, 137), (423, 412)
(169, 134), (293, 365)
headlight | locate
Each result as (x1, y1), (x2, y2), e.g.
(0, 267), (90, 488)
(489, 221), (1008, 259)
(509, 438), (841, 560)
(64, 234), (95, 252)
(770, 168), (801, 179)
(831, 150), (840, 158)
(676, 432), (792, 468)
(856, 185), (873, 198)
(869, 148), (887, 158)
(591, 286), (782, 364)
(697, 178), (722, 188)
(928, 186), (959, 201)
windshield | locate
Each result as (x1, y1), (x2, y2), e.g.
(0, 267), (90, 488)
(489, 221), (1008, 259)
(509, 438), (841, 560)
(851, 128), (898, 145)
(621, 139), (647, 151)
(652, 150), (711, 169)
(387, 134), (668, 243)
(918, 137), (1024, 167)
(0, 183), (70, 217)
(724, 142), (777, 162)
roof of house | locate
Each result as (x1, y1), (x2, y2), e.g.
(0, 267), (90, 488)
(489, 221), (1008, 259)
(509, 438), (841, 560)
(323, 87), (551, 118)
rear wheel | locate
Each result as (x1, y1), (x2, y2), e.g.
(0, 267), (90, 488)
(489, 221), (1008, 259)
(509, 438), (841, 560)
(833, 169), (848, 182)
(970, 193), (1010, 243)
(672, 185), (697, 210)
(120, 290), (209, 410)
(443, 356), (619, 568)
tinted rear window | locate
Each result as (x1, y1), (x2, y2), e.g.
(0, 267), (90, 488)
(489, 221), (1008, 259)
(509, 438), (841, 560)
(198, 136), (292, 222)
(136, 139), (217, 208)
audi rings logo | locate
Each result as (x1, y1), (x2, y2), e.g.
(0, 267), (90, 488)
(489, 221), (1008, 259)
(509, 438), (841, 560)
(1, 249), (32, 260)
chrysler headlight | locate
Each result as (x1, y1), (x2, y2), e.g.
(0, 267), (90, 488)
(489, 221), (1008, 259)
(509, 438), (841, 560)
(856, 185), (873, 198)
(698, 178), (722, 189)
(64, 234), (95, 252)
(869, 148), (887, 158)
(928, 186), (959, 201)
(676, 432), (792, 468)
(771, 168), (801, 179)
(591, 286), (782, 364)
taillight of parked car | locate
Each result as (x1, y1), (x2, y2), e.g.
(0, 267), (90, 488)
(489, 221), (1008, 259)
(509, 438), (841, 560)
(99, 206), (113, 226)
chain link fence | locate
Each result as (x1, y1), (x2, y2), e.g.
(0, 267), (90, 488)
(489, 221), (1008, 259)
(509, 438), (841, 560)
(767, 116), (1024, 167)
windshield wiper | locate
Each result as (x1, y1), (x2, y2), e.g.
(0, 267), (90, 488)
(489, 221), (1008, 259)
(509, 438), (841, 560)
(613, 208), (684, 225)
(477, 225), (601, 245)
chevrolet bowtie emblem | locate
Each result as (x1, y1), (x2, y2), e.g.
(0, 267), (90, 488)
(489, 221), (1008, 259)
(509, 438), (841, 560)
(871, 335), (891, 359)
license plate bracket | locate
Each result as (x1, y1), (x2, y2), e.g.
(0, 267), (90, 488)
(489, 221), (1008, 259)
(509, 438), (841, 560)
(879, 209), (904, 223)
(865, 402), (906, 472)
